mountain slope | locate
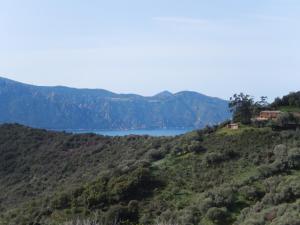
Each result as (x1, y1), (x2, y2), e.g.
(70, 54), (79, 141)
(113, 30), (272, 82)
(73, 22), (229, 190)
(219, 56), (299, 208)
(0, 77), (231, 130)
(0, 124), (299, 225)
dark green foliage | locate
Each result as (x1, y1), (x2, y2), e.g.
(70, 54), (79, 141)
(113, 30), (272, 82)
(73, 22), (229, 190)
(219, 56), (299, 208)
(272, 91), (300, 108)
(239, 186), (265, 202)
(187, 140), (206, 154)
(229, 93), (275, 125)
(1, 124), (300, 225)
(272, 112), (300, 130)
(204, 149), (238, 166)
(145, 148), (166, 161)
(206, 207), (230, 224)
(229, 93), (254, 124)
(82, 178), (109, 209)
(108, 167), (159, 202)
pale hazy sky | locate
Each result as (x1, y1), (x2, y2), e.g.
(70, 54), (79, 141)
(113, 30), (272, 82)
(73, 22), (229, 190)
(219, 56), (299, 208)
(0, 0), (299, 100)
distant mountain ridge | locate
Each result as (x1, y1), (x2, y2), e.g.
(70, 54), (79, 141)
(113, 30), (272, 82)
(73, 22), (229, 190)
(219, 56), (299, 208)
(0, 77), (231, 130)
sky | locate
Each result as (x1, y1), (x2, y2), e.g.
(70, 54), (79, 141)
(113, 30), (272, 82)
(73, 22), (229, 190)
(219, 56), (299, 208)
(0, 0), (299, 100)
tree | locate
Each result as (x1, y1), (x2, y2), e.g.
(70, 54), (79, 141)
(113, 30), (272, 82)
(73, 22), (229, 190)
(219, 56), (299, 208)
(271, 91), (300, 108)
(229, 93), (254, 124)
(253, 96), (270, 116)
(258, 96), (269, 108)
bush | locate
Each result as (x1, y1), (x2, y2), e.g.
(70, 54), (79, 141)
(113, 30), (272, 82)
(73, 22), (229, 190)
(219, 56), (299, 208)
(199, 198), (214, 215)
(146, 148), (166, 161)
(273, 145), (287, 160)
(287, 148), (300, 169)
(83, 178), (108, 210)
(239, 186), (264, 201)
(104, 204), (138, 225)
(51, 192), (72, 210)
(108, 167), (157, 202)
(187, 141), (206, 154)
(206, 207), (229, 224)
(204, 150), (237, 166)
(275, 113), (300, 129)
(63, 219), (102, 225)
(204, 153), (225, 165)
(207, 187), (235, 207)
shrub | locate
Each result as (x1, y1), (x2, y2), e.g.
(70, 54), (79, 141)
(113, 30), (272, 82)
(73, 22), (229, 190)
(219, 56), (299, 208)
(206, 207), (229, 224)
(287, 148), (300, 169)
(239, 186), (264, 201)
(83, 178), (108, 210)
(204, 153), (225, 165)
(104, 204), (138, 225)
(198, 198), (214, 215)
(207, 187), (235, 207)
(187, 141), (206, 154)
(273, 145), (287, 159)
(108, 167), (158, 202)
(51, 192), (72, 210)
(146, 148), (166, 161)
(204, 151), (236, 166)
(64, 219), (103, 225)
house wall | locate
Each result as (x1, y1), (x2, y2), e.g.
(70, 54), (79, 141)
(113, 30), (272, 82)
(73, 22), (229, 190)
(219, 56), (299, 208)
(260, 111), (281, 119)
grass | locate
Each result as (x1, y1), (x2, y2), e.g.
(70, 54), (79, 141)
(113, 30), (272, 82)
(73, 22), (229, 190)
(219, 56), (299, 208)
(216, 124), (271, 135)
(279, 106), (300, 112)
(231, 166), (259, 186)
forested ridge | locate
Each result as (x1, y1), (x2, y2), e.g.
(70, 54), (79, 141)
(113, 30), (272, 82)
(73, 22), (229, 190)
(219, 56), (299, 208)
(0, 77), (230, 130)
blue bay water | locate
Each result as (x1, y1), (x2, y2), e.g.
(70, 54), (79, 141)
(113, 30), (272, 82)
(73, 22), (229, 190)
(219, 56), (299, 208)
(66, 129), (193, 137)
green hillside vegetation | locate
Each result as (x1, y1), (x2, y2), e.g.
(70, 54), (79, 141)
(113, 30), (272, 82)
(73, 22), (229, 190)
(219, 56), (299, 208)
(0, 123), (300, 225)
(271, 92), (300, 113)
(279, 106), (300, 113)
(1, 92), (300, 225)
(272, 91), (300, 109)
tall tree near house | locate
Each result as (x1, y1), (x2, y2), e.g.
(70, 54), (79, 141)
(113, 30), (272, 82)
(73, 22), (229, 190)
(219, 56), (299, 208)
(258, 96), (269, 108)
(229, 93), (254, 124)
(253, 96), (270, 115)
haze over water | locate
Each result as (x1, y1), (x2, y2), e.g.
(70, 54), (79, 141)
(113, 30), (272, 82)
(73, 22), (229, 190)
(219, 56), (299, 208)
(67, 129), (192, 137)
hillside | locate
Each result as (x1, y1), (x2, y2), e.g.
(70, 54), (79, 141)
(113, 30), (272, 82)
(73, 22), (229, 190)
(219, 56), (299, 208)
(0, 77), (230, 130)
(0, 124), (299, 225)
